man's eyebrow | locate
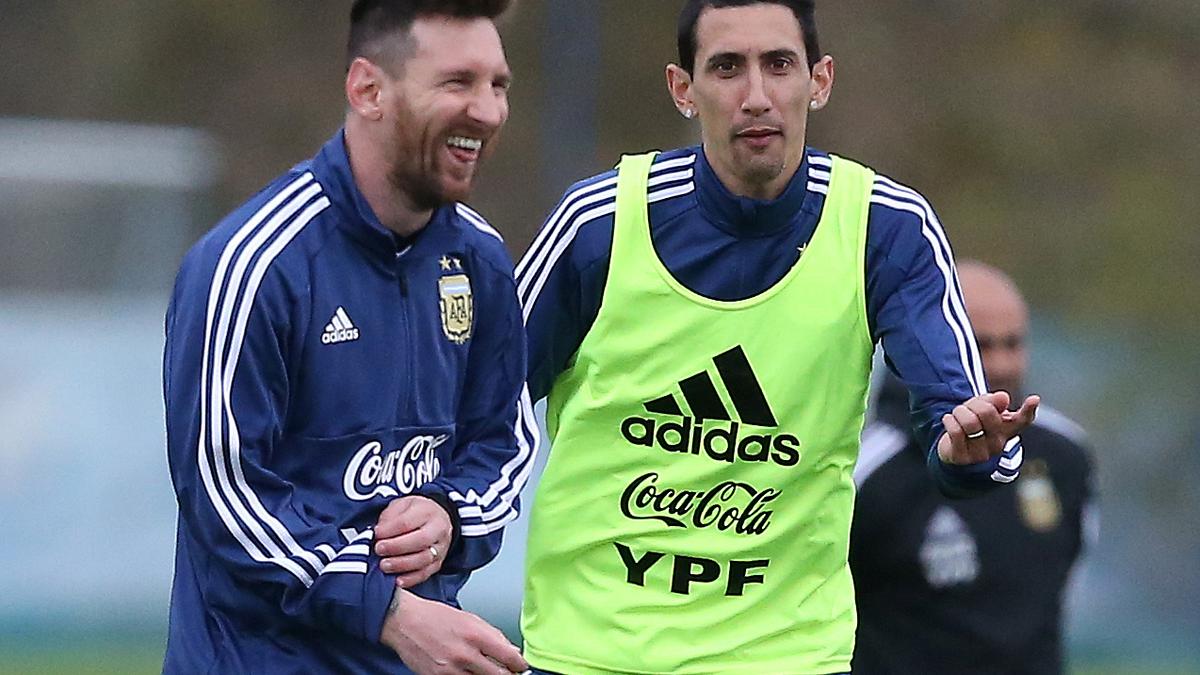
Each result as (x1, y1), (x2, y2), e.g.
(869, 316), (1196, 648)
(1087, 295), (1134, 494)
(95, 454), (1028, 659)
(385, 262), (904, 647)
(437, 67), (513, 85)
(704, 51), (746, 67)
(437, 68), (476, 80)
(762, 48), (802, 61)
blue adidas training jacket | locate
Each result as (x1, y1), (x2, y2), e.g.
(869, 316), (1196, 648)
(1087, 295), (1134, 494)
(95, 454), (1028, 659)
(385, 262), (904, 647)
(162, 131), (535, 674)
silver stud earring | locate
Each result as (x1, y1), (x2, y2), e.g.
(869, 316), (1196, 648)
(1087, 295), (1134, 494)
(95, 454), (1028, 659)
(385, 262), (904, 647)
(809, 100), (820, 110)
(682, 108), (695, 119)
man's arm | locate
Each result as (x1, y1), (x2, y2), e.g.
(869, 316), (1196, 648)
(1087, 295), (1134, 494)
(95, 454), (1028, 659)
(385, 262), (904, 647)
(374, 227), (536, 585)
(515, 155), (693, 399)
(164, 243), (394, 641)
(867, 177), (1034, 496)
(516, 172), (618, 401)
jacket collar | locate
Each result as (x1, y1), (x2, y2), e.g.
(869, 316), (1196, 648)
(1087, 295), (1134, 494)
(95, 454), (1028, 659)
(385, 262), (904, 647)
(693, 144), (817, 237)
(311, 129), (450, 257)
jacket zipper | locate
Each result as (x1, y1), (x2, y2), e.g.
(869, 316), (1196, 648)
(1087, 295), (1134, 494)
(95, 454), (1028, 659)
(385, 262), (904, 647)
(396, 263), (412, 418)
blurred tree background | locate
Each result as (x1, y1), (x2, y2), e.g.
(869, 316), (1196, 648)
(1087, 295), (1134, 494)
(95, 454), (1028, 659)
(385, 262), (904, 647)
(0, 1), (1196, 672)
(3, 1), (1196, 324)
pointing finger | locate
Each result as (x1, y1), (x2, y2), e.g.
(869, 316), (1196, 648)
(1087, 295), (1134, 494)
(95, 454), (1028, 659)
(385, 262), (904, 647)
(984, 390), (1011, 414)
(1002, 395), (1040, 431)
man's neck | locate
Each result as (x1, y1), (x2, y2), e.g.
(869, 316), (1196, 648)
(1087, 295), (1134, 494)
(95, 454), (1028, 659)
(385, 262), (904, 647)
(702, 144), (805, 202)
(725, 173), (789, 202)
(344, 123), (432, 238)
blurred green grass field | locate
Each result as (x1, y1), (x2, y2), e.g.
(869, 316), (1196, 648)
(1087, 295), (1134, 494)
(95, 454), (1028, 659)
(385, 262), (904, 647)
(0, 646), (162, 675)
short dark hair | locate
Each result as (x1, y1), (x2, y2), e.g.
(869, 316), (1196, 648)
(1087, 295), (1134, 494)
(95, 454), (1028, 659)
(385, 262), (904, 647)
(347, 0), (513, 71)
(677, 0), (821, 75)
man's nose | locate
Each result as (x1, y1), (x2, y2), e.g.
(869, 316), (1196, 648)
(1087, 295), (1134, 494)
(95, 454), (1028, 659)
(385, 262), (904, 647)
(468, 88), (507, 129)
(741, 69), (772, 116)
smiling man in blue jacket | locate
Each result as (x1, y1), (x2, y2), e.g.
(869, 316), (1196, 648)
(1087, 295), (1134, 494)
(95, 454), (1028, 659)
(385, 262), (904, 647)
(161, 1), (533, 673)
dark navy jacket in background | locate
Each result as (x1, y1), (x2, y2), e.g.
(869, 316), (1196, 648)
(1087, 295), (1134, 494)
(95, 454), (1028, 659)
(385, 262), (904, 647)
(850, 375), (1095, 674)
(162, 132), (534, 674)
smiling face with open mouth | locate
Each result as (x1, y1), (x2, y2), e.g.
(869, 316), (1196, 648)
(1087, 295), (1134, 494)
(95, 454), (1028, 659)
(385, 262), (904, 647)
(380, 15), (511, 211)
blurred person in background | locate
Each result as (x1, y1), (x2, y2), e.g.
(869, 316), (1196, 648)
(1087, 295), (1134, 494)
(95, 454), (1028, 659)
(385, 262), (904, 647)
(161, 1), (531, 673)
(509, 1), (1038, 673)
(851, 260), (1097, 674)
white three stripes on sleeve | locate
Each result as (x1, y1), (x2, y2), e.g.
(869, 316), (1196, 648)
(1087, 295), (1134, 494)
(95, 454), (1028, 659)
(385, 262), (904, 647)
(784, 154), (985, 395)
(990, 437), (1023, 483)
(515, 154), (696, 282)
(868, 177), (986, 395)
(517, 155), (698, 321)
(441, 201), (536, 536)
(197, 173), (367, 587)
(494, 161), (699, 539)
(450, 385), (541, 536)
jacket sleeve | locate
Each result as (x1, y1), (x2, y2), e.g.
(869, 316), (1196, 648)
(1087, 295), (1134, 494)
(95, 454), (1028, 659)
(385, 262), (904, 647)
(516, 174), (616, 403)
(164, 238), (395, 643)
(416, 237), (535, 574)
(866, 178), (1022, 497)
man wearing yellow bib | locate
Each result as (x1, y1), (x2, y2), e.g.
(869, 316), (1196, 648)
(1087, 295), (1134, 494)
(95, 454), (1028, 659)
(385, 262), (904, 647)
(514, 2), (1040, 673)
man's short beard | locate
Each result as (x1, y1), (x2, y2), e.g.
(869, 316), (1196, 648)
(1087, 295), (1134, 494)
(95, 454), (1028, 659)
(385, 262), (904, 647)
(389, 163), (448, 213)
(742, 159), (786, 190)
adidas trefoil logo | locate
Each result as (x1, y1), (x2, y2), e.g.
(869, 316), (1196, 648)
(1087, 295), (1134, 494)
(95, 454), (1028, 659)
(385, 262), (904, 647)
(321, 306), (360, 345)
(621, 346), (801, 468)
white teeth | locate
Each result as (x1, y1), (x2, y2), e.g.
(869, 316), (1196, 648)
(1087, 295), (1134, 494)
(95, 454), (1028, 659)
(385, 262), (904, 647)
(447, 136), (483, 151)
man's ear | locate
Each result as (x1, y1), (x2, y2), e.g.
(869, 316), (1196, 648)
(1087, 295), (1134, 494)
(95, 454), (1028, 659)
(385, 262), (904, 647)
(807, 55), (835, 111)
(346, 57), (386, 121)
(666, 63), (696, 119)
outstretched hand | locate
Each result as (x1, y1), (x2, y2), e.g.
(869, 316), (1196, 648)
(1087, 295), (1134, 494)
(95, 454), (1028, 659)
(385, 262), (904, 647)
(937, 391), (1040, 465)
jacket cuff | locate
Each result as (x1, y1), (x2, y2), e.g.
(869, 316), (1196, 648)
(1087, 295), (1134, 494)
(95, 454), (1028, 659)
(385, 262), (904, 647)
(415, 487), (461, 556)
(926, 442), (1003, 499)
(360, 560), (398, 644)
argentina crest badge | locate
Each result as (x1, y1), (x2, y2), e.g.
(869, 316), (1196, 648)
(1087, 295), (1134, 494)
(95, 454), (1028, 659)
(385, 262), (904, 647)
(438, 256), (473, 344)
(1017, 458), (1062, 532)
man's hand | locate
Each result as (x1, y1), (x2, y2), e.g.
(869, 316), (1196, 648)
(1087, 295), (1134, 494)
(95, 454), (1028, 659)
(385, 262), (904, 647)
(937, 391), (1040, 465)
(375, 496), (453, 588)
(381, 590), (528, 675)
